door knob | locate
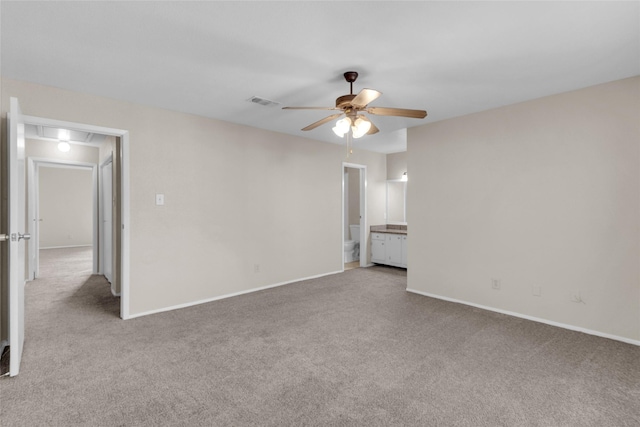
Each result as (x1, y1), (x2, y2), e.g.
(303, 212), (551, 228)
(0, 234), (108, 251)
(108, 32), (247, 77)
(11, 233), (30, 241)
(0, 234), (8, 242)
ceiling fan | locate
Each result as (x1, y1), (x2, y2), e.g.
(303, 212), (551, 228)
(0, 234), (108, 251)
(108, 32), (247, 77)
(283, 71), (427, 138)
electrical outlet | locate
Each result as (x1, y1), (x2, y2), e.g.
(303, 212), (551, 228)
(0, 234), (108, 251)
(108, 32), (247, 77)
(492, 279), (501, 290)
(532, 286), (542, 297)
(155, 193), (165, 206)
(254, 264), (260, 273)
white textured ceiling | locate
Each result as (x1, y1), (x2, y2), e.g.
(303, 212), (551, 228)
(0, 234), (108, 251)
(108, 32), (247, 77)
(2, 1), (639, 153)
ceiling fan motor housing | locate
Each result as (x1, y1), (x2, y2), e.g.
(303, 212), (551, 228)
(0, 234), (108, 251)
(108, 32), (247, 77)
(336, 94), (357, 109)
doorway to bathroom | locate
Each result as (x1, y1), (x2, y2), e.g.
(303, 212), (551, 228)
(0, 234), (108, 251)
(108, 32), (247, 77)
(342, 163), (366, 271)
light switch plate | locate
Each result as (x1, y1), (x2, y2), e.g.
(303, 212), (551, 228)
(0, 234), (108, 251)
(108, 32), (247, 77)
(155, 193), (165, 206)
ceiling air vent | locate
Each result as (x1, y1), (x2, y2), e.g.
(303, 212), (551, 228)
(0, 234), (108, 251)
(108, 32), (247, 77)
(247, 96), (280, 107)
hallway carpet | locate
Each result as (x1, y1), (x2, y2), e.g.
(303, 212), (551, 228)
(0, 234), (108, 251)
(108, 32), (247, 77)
(1, 248), (639, 426)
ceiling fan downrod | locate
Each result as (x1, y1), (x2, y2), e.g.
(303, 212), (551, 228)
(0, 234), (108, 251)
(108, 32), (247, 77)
(343, 71), (358, 95)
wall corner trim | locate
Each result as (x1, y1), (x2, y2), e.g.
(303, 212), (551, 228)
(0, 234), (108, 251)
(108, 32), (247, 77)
(405, 288), (640, 347)
(125, 270), (344, 320)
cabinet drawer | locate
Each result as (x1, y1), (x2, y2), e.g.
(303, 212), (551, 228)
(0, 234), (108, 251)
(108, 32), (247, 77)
(371, 232), (386, 241)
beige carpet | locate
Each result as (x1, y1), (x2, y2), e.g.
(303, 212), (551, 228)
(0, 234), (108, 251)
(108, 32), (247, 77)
(0, 247), (639, 426)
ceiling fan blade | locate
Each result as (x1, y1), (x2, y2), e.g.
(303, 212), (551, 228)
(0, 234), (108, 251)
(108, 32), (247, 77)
(366, 107), (427, 119)
(351, 88), (382, 109)
(367, 121), (379, 135)
(283, 106), (340, 111)
(301, 113), (343, 131)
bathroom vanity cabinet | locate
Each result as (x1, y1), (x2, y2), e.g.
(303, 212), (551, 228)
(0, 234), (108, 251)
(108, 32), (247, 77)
(371, 231), (407, 268)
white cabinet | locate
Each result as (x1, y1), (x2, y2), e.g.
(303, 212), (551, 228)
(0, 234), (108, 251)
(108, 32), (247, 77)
(386, 234), (403, 264)
(401, 235), (407, 266)
(371, 232), (407, 268)
(371, 232), (386, 263)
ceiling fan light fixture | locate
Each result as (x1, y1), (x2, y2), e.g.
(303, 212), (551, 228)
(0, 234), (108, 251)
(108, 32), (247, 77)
(332, 117), (351, 137)
(351, 117), (371, 138)
(351, 126), (365, 139)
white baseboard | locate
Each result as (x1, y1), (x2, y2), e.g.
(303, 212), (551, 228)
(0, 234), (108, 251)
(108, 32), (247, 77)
(406, 288), (640, 347)
(110, 284), (121, 297)
(41, 244), (92, 250)
(127, 270), (344, 320)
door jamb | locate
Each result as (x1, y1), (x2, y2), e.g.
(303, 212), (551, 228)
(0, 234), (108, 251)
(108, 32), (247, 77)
(99, 155), (116, 293)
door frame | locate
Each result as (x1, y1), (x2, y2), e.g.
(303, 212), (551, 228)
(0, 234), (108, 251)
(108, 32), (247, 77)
(342, 162), (367, 269)
(22, 113), (131, 319)
(27, 158), (98, 280)
(99, 155), (115, 293)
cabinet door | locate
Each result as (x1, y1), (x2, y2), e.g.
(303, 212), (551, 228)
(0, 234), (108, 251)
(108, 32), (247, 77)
(386, 234), (402, 264)
(371, 239), (385, 263)
(371, 232), (385, 241)
(401, 235), (408, 267)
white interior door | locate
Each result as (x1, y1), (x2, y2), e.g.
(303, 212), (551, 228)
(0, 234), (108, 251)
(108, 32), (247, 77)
(101, 161), (113, 284)
(8, 97), (28, 377)
(27, 159), (38, 280)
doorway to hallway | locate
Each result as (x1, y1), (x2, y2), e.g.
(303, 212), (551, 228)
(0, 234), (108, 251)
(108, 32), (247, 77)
(20, 111), (130, 319)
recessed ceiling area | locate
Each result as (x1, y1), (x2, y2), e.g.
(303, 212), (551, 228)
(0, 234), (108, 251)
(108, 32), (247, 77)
(2, 2), (639, 153)
(25, 123), (107, 146)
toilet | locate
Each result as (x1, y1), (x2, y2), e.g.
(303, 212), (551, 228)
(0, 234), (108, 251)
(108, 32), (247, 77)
(344, 224), (361, 263)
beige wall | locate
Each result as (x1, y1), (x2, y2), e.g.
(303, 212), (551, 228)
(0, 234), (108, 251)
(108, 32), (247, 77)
(386, 151), (407, 181)
(386, 181), (406, 224)
(407, 76), (640, 342)
(0, 78), (386, 327)
(346, 167), (360, 235)
(38, 167), (93, 248)
(386, 152), (407, 224)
